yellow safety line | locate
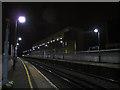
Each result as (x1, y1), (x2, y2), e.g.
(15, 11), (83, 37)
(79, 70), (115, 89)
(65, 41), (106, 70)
(19, 58), (33, 90)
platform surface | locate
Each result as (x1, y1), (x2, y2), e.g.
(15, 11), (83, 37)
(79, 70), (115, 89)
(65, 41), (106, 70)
(7, 57), (58, 89)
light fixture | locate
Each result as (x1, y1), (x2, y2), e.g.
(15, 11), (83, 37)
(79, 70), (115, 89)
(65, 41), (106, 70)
(18, 16), (26, 23)
(94, 29), (98, 33)
(17, 43), (19, 45)
(60, 41), (63, 43)
(53, 40), (55, 42)
(18, 37), (22, 41)
(57, 38), (59, 41)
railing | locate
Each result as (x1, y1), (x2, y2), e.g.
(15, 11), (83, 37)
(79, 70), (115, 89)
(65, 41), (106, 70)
(26, 49), (120, 63)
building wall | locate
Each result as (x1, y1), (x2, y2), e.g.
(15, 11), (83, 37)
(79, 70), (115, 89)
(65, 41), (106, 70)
(64, 27), (84, 52)
(31, 27), (85, 54)
(65, 41), (76, 53)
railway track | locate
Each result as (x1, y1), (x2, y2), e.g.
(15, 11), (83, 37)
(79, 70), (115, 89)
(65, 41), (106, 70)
(23, 58), (120, 89)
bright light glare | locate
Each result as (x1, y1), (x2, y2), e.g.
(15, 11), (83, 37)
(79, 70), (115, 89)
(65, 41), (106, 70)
(18, 37), (22, 41)
(18, 16), (26, 23)
(94, 29), (98, 33)
(53, 40), (55, 42)
(17, 43), (19, 45)
(45, 44), (48, 47)
(60, 38), (62, 40)
(47, 42), (50, 44)
(57, 38), (59, 41)
(60, 41), (63, 43)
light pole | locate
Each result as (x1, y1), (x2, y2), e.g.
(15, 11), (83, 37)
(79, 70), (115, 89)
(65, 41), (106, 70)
(13, 16), (26, 70)
(60, 40), (64, 59)
(94, 28), (100, 62)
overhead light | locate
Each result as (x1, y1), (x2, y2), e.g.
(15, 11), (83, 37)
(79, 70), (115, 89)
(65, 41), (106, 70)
(33, 48), (35, 50)
(17, 43), (19, 45)
(94, 29), (98, 33)
(53, 40), (55, 42)
(60, 41), (63, 43)
(18, 37), (22, 41)
(38, 47), (40, 49)
(18, 16), (26, 23)
(47, 42), (50, 44)
(57, 38), (59, 41)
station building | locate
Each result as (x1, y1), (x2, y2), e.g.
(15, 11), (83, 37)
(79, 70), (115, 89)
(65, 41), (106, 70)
(26, 21), (120, 56)
(30, 27), (85, 55)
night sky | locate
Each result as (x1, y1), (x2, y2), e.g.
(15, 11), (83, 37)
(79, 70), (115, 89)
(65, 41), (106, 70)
(2, 2), (119, 54)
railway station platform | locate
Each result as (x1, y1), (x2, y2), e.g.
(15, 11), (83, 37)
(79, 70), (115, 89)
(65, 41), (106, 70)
(51, 58), (120, 69)
(4, 57), (58, 89)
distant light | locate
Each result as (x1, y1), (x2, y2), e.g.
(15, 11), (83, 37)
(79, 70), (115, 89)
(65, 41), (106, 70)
(53, 40), (55, 42)
(17, 43), (19, 45)
(60, 38), (62, 40)
(38, 47), (40, 49)
(22, 55), (25, 56)
(60, 41), (63, 43)
(57, 38), (59, 41)
(18, 16), (26, 23)
(47, 42), (50, 44)
(51, 41), (53, 43)
(18, 37), (22, 41)
(45, 44), (48, 47)
(32, 47), (35, 50)
(94, 29), (98, 33)
(23, 50), (27, 53)
(42, 43), (45, 45)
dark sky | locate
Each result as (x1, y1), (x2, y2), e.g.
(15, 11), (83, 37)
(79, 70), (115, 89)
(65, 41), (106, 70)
(2, 2), (119, 54)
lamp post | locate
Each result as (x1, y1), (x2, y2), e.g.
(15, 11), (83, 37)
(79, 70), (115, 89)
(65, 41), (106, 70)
(94, 28), (100, 62)
(13, 16), (26, 70)
(60, 40), (65, 59)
